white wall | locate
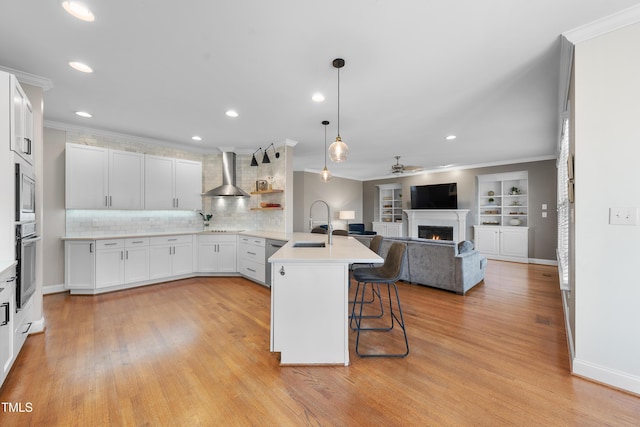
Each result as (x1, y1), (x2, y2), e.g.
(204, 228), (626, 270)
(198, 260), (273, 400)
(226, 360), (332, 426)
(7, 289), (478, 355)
(573, 22), (640, 394)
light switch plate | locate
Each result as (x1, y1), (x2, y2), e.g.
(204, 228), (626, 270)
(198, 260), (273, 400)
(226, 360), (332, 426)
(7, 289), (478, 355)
(609, 207), (638, 225)
(542, 212), (547, 218)
(542, 204), (547, 210)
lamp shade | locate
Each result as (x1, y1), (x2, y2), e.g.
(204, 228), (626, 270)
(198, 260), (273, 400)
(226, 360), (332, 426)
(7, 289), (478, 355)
(339, 210), (355, 220)
(329, 136), (349, 162)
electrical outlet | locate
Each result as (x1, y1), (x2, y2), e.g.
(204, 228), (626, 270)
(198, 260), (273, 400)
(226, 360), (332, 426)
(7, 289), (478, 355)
(609, 207), (638, 225)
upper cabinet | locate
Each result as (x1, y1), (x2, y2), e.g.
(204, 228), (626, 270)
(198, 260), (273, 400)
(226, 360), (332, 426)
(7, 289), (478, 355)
(65, 143), (144, 209)
(144, 155), (202, 210)
(10, 75), (34, 165)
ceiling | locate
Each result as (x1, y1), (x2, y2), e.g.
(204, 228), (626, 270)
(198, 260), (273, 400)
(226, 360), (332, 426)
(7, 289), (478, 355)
(1, 1), (639, 181)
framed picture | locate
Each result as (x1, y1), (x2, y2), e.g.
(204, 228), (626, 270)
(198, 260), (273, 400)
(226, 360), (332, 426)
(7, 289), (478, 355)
(568, 179), (574, 203)
(567, 154), (574, 180)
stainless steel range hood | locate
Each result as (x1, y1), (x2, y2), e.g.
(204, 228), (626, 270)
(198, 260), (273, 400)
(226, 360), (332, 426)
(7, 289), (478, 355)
(203, 152), (250, 197)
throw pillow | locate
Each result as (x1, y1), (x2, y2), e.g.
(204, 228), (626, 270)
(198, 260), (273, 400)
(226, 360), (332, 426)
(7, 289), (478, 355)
(458, 240), (474, 254)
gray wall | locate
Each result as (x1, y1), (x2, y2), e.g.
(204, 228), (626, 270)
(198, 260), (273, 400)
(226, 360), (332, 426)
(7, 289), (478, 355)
(363, 159), (557, 261)
(293, 172), (364, 231)
(42, 128), (67, 288)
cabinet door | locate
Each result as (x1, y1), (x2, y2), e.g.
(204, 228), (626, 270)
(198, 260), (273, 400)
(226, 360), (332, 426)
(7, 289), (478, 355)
(500, 228), (528, 258)
(65, 241), (96, 289)
(124, 246), (149, 284)
(197, 240), (218, 272)
(172, 243), (193, 276)
(372, 222), (386, 236)
(66, 144), (109, 209)
(474, 227), (500, 255)
(109, 150), (145, 209)
(175, 159), (202, 210)
(144, 155), (175, 209)
(95, 248), (125, 289)
(0, 276), (15, 384)
(149, 244), (173, 280)
(386, 223), (402, 238)
(217, 241), (237, 273)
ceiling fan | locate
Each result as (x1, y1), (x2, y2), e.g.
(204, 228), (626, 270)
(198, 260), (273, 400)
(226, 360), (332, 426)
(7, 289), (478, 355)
(390, 156), (423, 174)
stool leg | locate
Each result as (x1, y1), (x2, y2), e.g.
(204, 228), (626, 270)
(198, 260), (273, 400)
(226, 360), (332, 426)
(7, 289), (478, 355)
(355, 281), (409, 358)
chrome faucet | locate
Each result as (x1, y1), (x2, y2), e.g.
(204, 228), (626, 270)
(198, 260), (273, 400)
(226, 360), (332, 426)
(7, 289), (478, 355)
(309, 199), (332, 245)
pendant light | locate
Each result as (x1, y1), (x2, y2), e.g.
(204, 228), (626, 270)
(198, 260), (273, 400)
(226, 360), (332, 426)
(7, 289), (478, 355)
(329, 58), (349, 162)
(320, 120), (332, 182)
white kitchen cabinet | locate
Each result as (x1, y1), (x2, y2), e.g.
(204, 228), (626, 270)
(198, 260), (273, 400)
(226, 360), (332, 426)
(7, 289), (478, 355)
(65, 143), (144, 209)
(473, 225), (529, 263)
(0, 266), (16, 386)
(238, 236), (266, 283)
(13, 297), (33, 357)
(372, 221), (403, 238)
(149, 235), (193, 280)
(95, 239), (125, 289)
(10, 75), (34, 165)
(64, 241), (96, 290)
(124, 238), (150, 284)
(197, 234), (237, 273)
(144, 155), (202, 210)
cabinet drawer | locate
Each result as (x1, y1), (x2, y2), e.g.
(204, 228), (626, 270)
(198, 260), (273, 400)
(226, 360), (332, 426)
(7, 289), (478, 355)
(125, 237), (149, 247)
(238, 258), (265, 283)
(239, 243), (265, 262)
(96, 239), (124, 250)
(149, 235), (193, 246)
(238, 236), (265, 247)
(198, 234), (238, 243)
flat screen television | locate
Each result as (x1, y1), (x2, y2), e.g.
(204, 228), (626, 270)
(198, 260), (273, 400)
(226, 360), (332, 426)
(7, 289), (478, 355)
(410, 183), (458, 209)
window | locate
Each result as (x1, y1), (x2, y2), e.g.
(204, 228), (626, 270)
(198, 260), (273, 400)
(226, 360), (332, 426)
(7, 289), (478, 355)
(557, 117), (570, 290)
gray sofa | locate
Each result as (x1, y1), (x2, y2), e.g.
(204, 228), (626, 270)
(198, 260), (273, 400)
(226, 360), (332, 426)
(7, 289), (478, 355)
(354, 236), (487, 295)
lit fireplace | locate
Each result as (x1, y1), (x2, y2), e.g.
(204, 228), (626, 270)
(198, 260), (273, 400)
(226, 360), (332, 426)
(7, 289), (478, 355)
(418, 225), (454, 241)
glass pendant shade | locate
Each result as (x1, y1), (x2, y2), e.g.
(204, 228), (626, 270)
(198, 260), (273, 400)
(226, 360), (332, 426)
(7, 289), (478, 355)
(329, 135), (349, 163)
(320, 166), (332, 182)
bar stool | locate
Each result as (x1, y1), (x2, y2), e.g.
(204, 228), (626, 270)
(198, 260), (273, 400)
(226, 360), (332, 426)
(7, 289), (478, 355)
(349, 235), (384, 326)
(351, 242), (409, 358)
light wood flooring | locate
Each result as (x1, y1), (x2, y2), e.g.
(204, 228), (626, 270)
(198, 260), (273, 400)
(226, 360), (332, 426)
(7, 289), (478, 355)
(1, 261), (639, 426)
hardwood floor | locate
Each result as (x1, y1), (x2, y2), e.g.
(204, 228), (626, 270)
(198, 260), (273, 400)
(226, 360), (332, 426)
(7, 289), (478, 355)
(1, 261), (639, 426)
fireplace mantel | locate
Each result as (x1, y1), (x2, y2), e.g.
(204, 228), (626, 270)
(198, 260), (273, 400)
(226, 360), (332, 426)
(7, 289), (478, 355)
(404, 209), (470, 242)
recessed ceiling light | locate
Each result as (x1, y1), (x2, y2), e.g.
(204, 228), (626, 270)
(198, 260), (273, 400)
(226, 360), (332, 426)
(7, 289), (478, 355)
(446, 135), (457, 140)
(225, 110), (238, 118)
(191, 136), (202, 141)
(62, 1), (95, 22)
(69, 61), (93, 73)
(75, 111), (92, 118)
(312, 93), (325, 102)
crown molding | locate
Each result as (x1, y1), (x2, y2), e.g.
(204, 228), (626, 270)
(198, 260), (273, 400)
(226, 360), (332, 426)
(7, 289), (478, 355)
(0, 66), (53, 90)
(563, 4), (640, 44)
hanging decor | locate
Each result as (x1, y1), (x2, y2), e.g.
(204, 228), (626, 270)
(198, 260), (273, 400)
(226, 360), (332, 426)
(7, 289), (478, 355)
(328, 58), (349, 162)
(320, 120), (332, 182)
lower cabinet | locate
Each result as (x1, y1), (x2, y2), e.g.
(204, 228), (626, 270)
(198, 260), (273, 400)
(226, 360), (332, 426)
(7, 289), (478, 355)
(238, 236), (266, 284)
(197, 235), (237, 273)
(149, 235), (193, 280)
(1, 267), (15, 386)
(473, 225), (529, 263)
(372, 221), (403, 238)
(65, 234), (193, 293)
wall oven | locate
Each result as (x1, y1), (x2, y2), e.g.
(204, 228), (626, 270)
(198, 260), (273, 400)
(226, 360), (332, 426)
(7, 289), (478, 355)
(15, 222), (39, 310)
(15, 156), (36, 223)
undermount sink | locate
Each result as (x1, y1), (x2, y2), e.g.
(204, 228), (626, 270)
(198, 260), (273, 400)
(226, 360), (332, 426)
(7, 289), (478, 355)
(292, 241), (326, 248)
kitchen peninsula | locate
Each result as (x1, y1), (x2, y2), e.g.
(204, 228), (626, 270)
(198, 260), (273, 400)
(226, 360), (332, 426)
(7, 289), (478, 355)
(269, 233), (382, 365)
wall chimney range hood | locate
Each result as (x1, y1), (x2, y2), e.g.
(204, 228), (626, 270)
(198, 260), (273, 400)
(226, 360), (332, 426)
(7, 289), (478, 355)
(203, 152), (250, 197)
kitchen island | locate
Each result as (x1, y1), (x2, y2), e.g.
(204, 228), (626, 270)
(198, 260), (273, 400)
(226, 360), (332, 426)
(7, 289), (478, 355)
(268, 233), (382, 365)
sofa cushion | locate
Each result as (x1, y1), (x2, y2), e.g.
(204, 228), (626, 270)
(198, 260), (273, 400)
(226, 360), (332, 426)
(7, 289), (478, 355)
(458, 240), (474, 254)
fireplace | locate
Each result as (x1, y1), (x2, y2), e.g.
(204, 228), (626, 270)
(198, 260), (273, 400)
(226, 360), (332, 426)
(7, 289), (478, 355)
(418, 225), (454, 241)
(404, 209), (469, 242)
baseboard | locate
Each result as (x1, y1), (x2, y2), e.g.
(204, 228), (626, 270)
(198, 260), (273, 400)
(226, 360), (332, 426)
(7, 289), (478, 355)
(528, 258), (558, 266)
(43, 283), (66, 295)
(573, 358), (640, 396)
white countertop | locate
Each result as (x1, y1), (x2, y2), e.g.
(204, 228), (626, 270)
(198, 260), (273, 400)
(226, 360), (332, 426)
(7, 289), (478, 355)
(0, 260), (17, 277)
(268, 233), (382, 264)
(61, 229), (283, 241)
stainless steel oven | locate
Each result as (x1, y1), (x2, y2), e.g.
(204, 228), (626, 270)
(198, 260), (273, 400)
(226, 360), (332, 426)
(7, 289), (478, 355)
(15, 156), (36, 223)
(15, 222), (39, 310)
